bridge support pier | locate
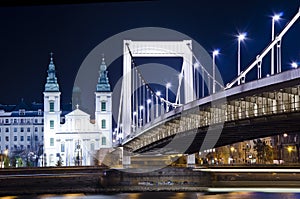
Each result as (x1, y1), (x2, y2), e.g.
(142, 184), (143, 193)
(187, 154), (196, 167)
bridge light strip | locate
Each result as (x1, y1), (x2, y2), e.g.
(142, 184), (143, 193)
(194, 168), (300, 173)
(207, 188), (300, 193)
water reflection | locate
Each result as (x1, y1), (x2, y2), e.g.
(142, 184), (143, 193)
(2, 192), (300, 199)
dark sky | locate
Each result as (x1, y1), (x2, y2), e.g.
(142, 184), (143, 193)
(0, 0), (299, 105)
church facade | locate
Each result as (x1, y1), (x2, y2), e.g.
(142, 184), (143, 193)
(0, 55), (113, 167)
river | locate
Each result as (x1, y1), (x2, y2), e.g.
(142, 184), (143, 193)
(5, 192), (300, 199)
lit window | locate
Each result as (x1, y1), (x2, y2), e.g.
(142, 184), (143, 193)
(50, 120), (54, 129)
(50, 138), (54, 146)
(49, 101), (54, 112)
(101, 119), (106, 129)
(101, 102), (106, 111)
(101, 137), (106, 145)
(61, 143), (65, 152)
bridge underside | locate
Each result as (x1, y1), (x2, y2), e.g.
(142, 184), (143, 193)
(123, 68), (300, 155)
(132, 111), (300, 154)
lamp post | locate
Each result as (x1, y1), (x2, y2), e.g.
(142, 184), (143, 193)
(166, 83), (171, 112)
(271, 14), (281, 75)
(237, 33), (246, 85)
(291, 62), (298, 69)
(156, 91), (161, 118)
(212, 49), (219, 93)
(147, 99), (151, 123)
(139, 105), (144, 127)
(230, 146), (235, 164)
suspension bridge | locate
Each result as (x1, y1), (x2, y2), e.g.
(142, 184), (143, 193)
(113, 7), (300, 165)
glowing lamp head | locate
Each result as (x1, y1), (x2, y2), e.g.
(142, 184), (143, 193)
(133, 111), (137, 116)
(166, 82), (171, 88)
(139, 106), (144, 110)
(273, 12), (283, 21)
(147, 99), (152, 104)
(238, 33), (246, 41)
(194, 62), (200, 68)
(213, 49), (220, 56)
(156, 91), (161, 96)
(291, 62), (298, 68)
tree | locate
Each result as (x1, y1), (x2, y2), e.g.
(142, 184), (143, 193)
(253, 139), (273, 164)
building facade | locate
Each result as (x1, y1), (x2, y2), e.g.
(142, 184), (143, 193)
(0, 55), (113, 167)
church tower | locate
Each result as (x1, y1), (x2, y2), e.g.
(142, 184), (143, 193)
(43, 53), (61, 166)
(95, 55), (112, 148)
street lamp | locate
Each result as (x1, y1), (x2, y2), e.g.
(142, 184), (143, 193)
(166, 83), (171, 112)
(291, 62), (298, 69)
(271, 13), (282, 75)
(237, 33), (246, 85)
(139, 105), (144, 127)
(230, 146), (235, 164)
(147, 99), (151, 123)
(155, 91), (161, 118)
(212, 49), (219, 93)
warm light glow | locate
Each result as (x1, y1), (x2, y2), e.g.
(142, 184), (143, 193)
(287, 146), (293, 153)
(156, 91), (161, 96)
(4, 149), (8, 156)
(238, 33), (247, 41)
(230, 146), (235, 152)
(291, 62), (298, 68)
(166, 82), (171, 88)
(283, 133), (288, 137)
(213, 49), (220, 56)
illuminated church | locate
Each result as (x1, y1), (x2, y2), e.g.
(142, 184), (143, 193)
(0, 54), (113, 167)
(43, 55), (112, 166)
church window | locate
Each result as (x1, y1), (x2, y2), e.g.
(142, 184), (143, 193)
(50, 120), (54, 129)
(101, 137), (106, 145)
(101, 102), (106, 111)
(49, 101), (54, 112)
(101, 119), (106, 129)
(19, 109), (25, 116)
(50, 138), (54, 146)
(61, 143), (65, 152)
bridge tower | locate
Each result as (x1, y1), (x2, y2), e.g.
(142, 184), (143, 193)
(122, 40), (194, 138)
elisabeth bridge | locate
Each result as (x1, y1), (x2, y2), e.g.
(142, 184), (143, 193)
(114, 7), (300, 162)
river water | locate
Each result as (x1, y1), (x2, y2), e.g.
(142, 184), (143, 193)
(9, 192), (300, 199)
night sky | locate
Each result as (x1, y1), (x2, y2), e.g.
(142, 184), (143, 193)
(0, 0), (299, 106)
